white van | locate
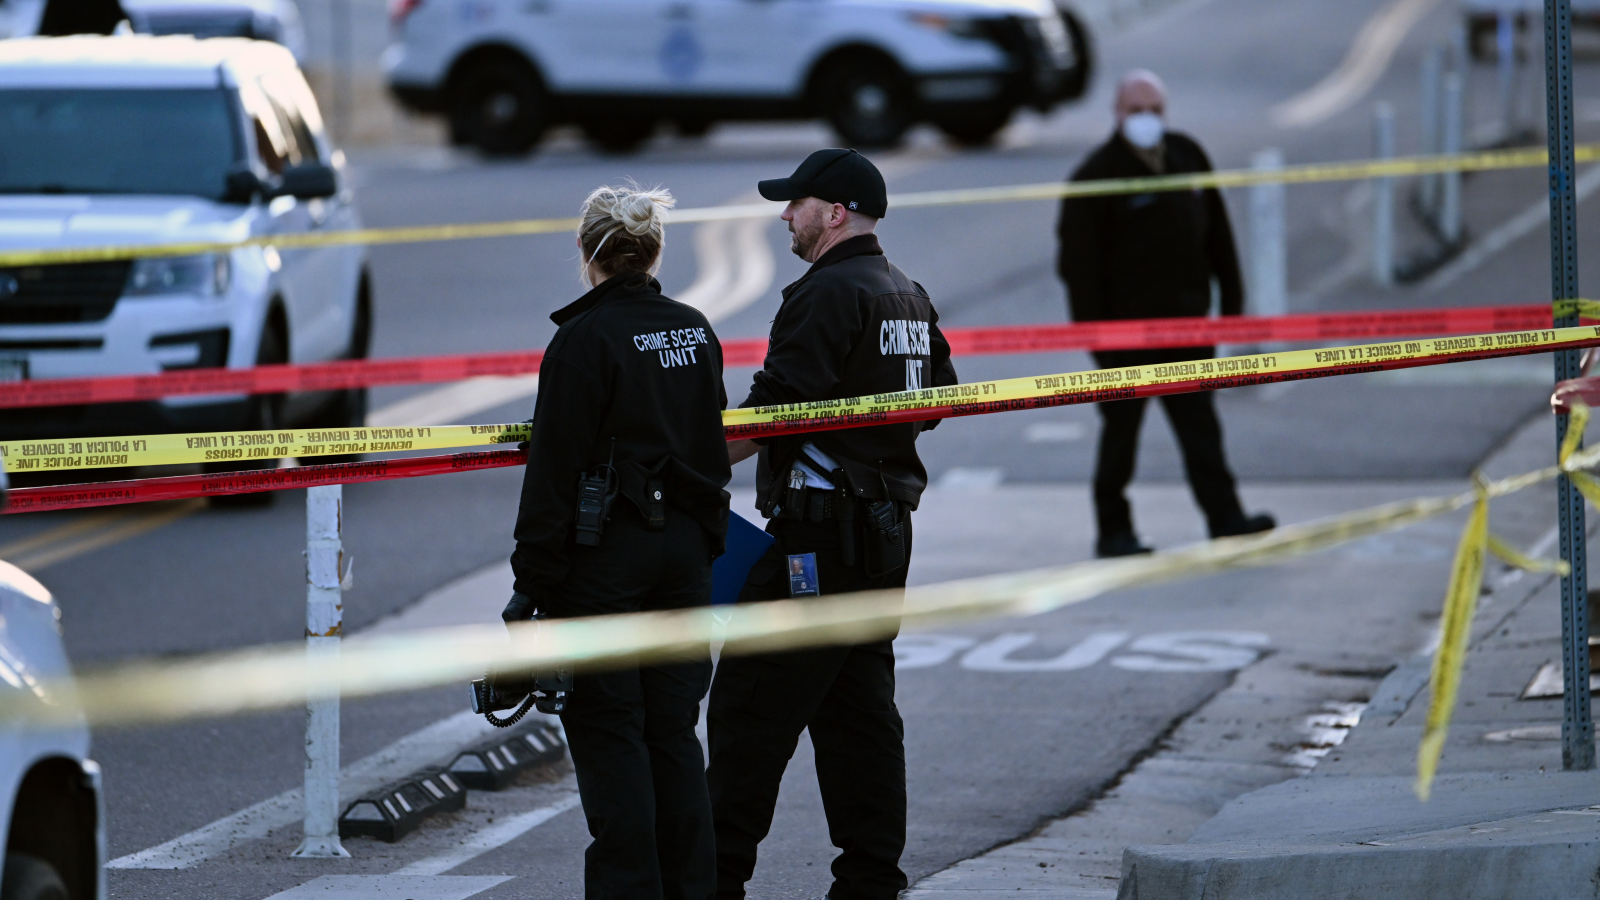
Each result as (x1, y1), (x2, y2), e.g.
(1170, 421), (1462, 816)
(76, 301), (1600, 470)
(0, 36), (370, 450)
(0, 477), (104, 900)
(383, 0), (1094, 153)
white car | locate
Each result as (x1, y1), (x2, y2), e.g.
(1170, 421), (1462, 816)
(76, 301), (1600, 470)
(0, 0), (308, 62)
(383, 0), (1094, 153)
(0, 36), (371, 454)
(0, 476), (105, 900)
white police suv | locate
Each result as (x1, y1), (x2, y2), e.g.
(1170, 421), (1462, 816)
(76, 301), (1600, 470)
(0, 478), (104, 900)
(383, 0), (1093, 154)
(0, 36), (371, 449)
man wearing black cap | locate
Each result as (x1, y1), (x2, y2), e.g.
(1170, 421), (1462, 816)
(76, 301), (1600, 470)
(706, 148), (957, 900)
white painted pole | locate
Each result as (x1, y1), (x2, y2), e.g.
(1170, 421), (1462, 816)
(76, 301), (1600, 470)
(1441, 72), (1465, 245)
(1420, 46), (1442, 211)
(1248, 148), (1287, 323)
(292, 485), (349, 859)
(1498, 6), (1518, 138)
(1373, 103), (1396, 286)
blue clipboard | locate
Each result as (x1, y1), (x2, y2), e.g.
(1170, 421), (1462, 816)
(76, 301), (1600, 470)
(712, 511), (775, 606)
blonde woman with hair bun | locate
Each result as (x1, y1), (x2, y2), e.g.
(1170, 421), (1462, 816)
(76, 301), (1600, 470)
(504, 182), (731, 900)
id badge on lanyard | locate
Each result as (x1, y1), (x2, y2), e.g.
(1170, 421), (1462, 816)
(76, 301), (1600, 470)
(788, 553), (820, 597)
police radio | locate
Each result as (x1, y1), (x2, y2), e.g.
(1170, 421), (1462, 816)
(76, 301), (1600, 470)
(575, 438), (618, 547)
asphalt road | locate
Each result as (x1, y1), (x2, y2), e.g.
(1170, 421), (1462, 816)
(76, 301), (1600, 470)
(4, 0), (1600, 896)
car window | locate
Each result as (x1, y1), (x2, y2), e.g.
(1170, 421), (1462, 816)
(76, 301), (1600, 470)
(259, 75), (320, 165)
(0, 88), (239, 198)
(236, 78), (296, 173)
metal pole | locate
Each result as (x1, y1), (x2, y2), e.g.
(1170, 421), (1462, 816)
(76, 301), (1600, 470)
(292, 485), (351, 857)
(1249, 148), (1287, 323)
(1373, 103), (1396, 286)
(1544, 0), (1594, 771)
(1441, 72), (1464, 245)
(1420, 46), (1442, 211)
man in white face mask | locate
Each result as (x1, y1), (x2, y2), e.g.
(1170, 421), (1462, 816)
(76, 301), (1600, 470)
(1055, 69), (1274, 558)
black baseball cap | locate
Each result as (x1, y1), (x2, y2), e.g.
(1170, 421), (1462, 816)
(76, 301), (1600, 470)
(758, 148), (887, 218)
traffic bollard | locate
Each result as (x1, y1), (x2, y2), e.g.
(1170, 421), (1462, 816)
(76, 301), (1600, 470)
(1372, 103), (1396, 287)
(1248, 148), (1287, 324)
(292, 484), (351, 859)
(1441, 72), (1464, 245)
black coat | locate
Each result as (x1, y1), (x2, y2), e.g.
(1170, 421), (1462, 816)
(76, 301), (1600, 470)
(1055, 131), (1245, 327)
(511, 273), (732, 596)
(742, 234), (958, 512)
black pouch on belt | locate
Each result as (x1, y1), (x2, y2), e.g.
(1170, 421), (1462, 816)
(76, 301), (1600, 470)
(862, 463), (906, 577)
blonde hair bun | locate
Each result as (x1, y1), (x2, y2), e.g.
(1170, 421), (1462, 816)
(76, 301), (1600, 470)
(578, 183), (675, 284)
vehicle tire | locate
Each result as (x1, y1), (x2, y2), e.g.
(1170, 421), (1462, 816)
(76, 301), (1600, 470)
(449, 58), (547, 156)
(823, 58), (914, 149)
(581, 118), (657, 154)
(936, 104), (1014, 147)
(1053, 6), (1094, 101)
(206, 315), (288, 509)
(675, 117), (713, 139)
(1, 853), (69, 900)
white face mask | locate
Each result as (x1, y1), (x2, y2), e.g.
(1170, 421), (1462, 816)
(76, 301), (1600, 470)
(1121, 111), (1164, 150)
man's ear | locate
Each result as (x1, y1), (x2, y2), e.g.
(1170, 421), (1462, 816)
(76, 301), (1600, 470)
(828, 202), (850, 229)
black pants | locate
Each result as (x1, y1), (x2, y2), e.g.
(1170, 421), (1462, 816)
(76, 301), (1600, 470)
(706, 514), (911, 900)
(547, 505), (717, 900)
(1092, 348), (1245, 538)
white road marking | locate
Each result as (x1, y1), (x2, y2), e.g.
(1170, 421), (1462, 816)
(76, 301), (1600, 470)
(108, 710), (502, 869)
(1109, 631), (1270, 673)
(961, 632), (1129, 672)
(260, 875), (511, 900)
(366, 375), (539, 428)
(934, 467), (1005, 491)
(1425, 164), (1600, 291)
(395, 790), (583, 876)
(1024, 422), (1087, 443)
(1272, 0), (1446, 128)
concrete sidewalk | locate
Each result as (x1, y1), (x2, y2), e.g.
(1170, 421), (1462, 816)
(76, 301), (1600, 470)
(906, 412), (1600, 899)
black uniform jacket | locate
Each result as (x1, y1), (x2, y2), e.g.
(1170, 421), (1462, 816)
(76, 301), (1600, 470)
(742, 234), (957, 513)
(511, 273), (732, 597)
(1056, 131), (1245, 327)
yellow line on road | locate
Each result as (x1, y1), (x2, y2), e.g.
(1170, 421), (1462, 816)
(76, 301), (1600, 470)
(3, 501), (201, 573)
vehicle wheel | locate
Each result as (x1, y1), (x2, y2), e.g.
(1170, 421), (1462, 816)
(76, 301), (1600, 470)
(824, 58), (914, 148)
(1, 853), (68, 900)
(936, 105), (1014, 147)
(450, 59), (547, 156)
(581, 119), (657, 153)
(675, 117), (713, 139)
(1055, 7), (1094, 101)
(206, 316), (287, 509)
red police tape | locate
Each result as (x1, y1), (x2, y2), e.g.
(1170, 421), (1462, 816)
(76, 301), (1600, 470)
(0, 304), (1563, 410)
(10, 324), (1599, 514)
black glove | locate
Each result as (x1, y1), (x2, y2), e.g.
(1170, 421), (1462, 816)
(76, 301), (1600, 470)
(502, 591), (537, 624)
(517, 417), (533, 452)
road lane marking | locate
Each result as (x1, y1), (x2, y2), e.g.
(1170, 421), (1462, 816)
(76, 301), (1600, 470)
(260, 875), (512, 900)
(1425, 164), (1600, 291)
(1, 501), (200, 573)
(367, 375), (540, 428)
(395, 789), (582, 876)
(1272, 0), (1445, 128)
(108, 710), (506, 869)
(961, 632), (1129, 671)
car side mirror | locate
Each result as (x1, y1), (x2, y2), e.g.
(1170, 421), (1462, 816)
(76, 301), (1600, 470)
(277, 163), (339, 200)
(223, 168), (266, 204)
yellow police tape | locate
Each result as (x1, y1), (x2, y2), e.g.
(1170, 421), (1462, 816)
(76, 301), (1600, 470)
(3, 432), (1589, 800)
(4, 324), (1597, 473)
(1, 143), (1595, 267)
